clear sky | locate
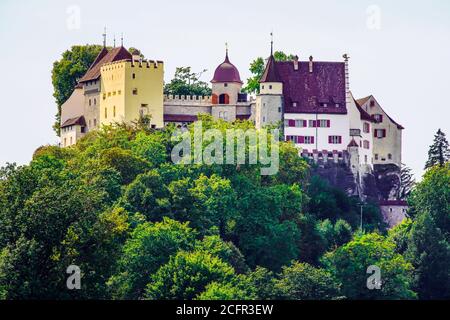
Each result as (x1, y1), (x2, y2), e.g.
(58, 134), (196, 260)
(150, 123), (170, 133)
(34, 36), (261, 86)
(0, 0), (449, 179)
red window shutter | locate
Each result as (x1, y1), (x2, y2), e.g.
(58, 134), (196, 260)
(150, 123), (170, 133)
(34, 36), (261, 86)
(288, 120), (295, 127)
(311, 136), (315, 144)
(328, 136), (332, 143)
(374, 129), (377, 138)
(339, 136), (342, 144)
(380, 115), (383, 122)
(212, 94), (218, 105)
(299, 136), (305, 143)
(303, 120), (307, 127)
(327, 120), (331, 127)
(383, 129), (387, 137)
(314, 120), (317, 127)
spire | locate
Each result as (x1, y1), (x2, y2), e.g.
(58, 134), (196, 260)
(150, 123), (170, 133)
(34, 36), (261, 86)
(225, 42), (229, 62)
(102, 27), (107, 48)
(270, 31), (274, 56)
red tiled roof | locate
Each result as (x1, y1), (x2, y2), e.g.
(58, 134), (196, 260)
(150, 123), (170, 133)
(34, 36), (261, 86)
(275, 60), (347, 114)
(347, 139), (359, 147)
(61, 116), (86, 128)
(164, 114), (198, 122)
(211, 52), (242, 84)
(354, 98), (376, 122)
(78, 46), (132, 83)
(357, 95), (404, 130)
(260, 55), (281, 83)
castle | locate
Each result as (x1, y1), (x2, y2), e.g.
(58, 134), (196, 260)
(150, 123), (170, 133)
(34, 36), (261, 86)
(60, 40), (406, 225)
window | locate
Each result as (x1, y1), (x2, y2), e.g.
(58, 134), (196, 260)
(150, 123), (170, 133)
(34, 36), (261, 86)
(374, 114), (383, 122)
(94, 119), (97, 126)
(263, 116), (266, 122)
(118, 90), (121, 95)
(304, 136), (315, 144)
(132, 88), (138, 95)
(370, 100), (375, 107)
(388, 153), (392, 160)
(64, 138), (67, 147)
(320, 103), (328, 108)
(295, 120), (307, 127)
(132, 73), (136, 79)
(104, 108), (107, 119)
(363, 140), (370, 149)
(224, 83), (228, 87)
(318, 119), (330, 127)
(278, 107), (281, 113)
(103, 93), (106, 100)
(328, 136), (342, 144)
(151, 124), (156, 129)
(375, 154), (379, 160)
(219, 94), (229, 104)
(261, 85), (265, 90)
(309, 120), (316, 127)
(113, 106), (116, 117)
(89, 99), (92, 106)
(363, 122), (370, 133)
(269, 85), (272, 89)
(94, 98), (96, 105)
(365, 155), (368, 163)
(292, 102), (297, 107)
(335, 103), (340, 108)
(374, 129), (386, 138)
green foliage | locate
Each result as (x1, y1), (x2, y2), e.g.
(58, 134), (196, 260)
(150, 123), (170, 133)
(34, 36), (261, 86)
(51, 45), (104, 135)
(2, 117), (439, 300)
(424, 129), (450, 169)
(408, 163), (450, 238)
(322, 233), (416, 299)
(145, 250), (235, 300)
(164, 67), (212, 96)
(405, 213), (450, 299)
(274, 262), (341, 300)
(109, 218), (195, 299)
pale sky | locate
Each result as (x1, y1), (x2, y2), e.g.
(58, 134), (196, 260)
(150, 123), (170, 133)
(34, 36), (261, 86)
(0, 0), (449, 179)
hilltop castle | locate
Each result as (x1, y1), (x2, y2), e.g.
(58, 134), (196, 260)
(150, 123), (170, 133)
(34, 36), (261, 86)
(60, 41), (406, 223)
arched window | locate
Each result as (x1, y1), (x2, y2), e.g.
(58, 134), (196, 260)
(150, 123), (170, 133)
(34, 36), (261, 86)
(388, 153), (392, 160)
(219, 93), (229, 104)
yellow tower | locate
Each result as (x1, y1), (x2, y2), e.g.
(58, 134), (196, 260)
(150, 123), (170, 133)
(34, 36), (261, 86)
(100, 54), (164, 128)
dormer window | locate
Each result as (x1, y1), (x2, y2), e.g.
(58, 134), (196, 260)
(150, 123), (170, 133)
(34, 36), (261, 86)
(335, 103), (340, 108)
(320, 103), (328, 108)
(292, 102), (297, 107)
(370, 100), (375, 107)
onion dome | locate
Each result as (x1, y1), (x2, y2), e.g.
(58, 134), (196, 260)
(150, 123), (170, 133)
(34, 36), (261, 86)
(211, 51), (242, 84)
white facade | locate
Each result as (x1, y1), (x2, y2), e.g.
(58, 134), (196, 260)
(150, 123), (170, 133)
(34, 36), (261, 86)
(284, 113), (349, 153)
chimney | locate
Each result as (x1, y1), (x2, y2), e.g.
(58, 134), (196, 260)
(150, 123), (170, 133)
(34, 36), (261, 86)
(293, 55), (299, 70)
(309, 56), (313, 73)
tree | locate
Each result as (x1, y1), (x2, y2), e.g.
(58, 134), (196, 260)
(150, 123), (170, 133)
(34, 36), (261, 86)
(405, 212), (450, 299)
(51, 45), (104, 135)
(108, 218), (196, 299)
(145, 250), (235, 300)
(398, 163), (415, 200)
(409, 163), (450, 238)
(243, 51), (295, 94)
(274, 262), (341, 300)
(322, 233), (417, 299)
(425, 129), (450, 169)
(164, 67), (212, 96)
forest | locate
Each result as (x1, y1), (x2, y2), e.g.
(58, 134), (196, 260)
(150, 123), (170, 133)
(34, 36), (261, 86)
(0, 116), (448, 300)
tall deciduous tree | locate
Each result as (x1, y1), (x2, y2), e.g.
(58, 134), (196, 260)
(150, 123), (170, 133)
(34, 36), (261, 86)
(425, 129), (450, 169)
(164, 67), (212, 96)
